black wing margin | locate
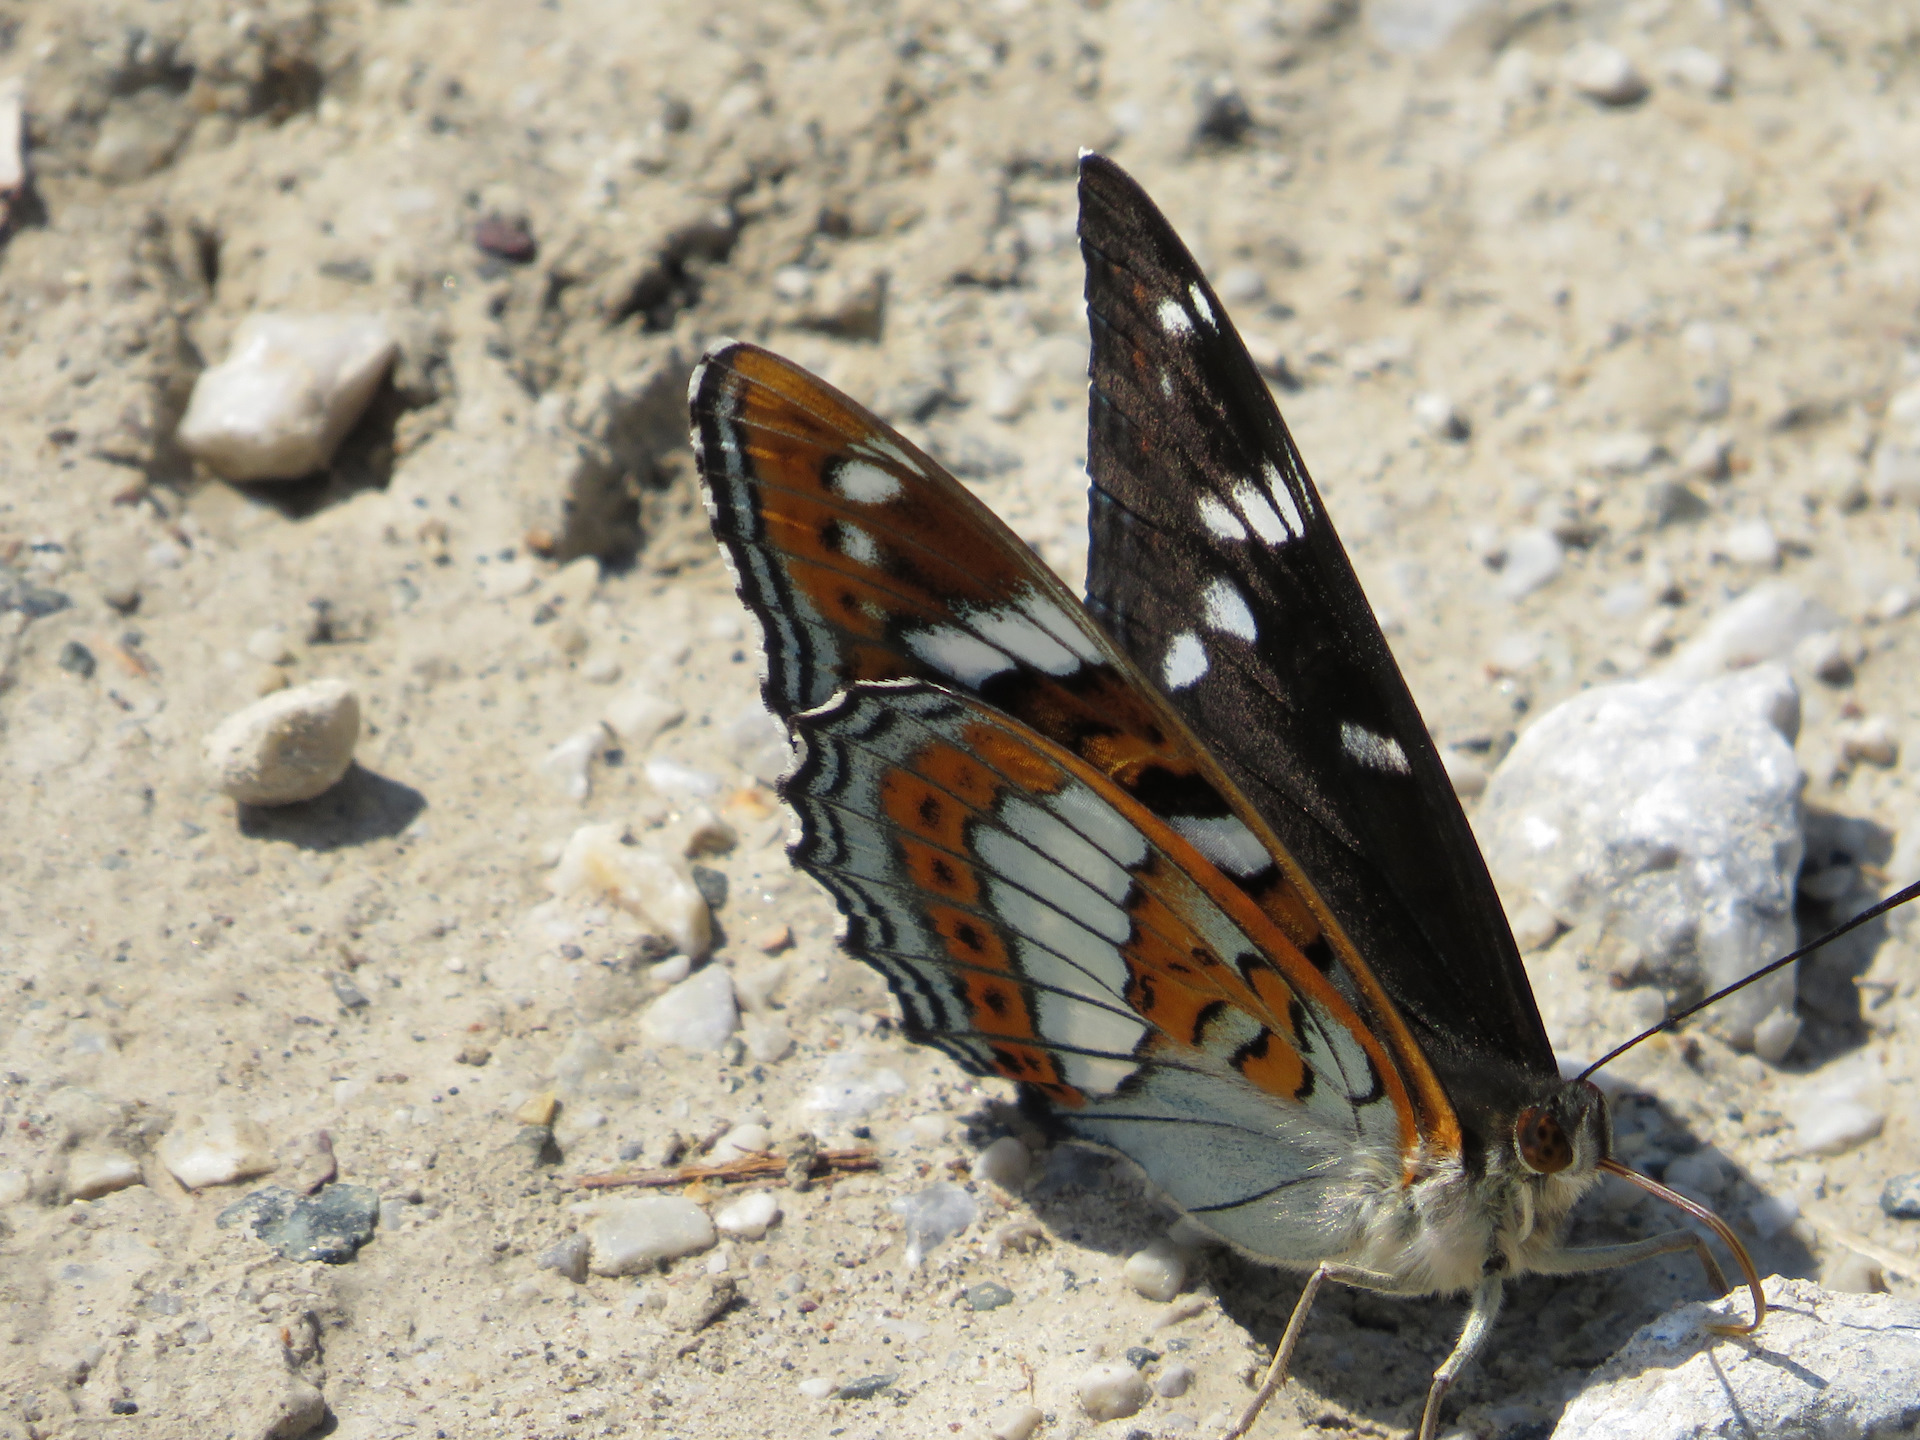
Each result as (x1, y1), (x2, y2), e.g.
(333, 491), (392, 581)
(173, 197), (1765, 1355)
(1076, 153), (1555, 1106)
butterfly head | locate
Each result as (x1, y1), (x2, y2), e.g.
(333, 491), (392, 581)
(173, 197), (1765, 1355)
(1511, 1079), (1609, 1178)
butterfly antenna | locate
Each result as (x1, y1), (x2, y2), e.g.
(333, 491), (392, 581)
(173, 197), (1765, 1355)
(1576, 877), (1920, 1082)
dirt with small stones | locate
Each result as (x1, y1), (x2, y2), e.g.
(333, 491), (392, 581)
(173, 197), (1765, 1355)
(2, 2), (1918, 1439)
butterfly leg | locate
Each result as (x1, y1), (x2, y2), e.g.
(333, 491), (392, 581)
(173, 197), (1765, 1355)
(1220, 1261), (1405, 1440)
(1530, 1229), (1729, 1295)
(1415, 1276), (1503, 1440)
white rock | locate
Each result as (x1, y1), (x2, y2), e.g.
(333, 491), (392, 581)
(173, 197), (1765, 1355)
(639, 965), (738, 1052)
(1837, 716), (1899, 768)
(1660, 46), (1731, 96)
(645, 757), (722, 798)
(731, 957), (788, 1013)
(159, 1113), (275, 1190)
(204, 679), (360, 806)
(1499, 528), (1563, 600)
(1411, 391), (1468, 440)
(890, 1182), (977, 1268)
(1792, 1097), (1885, 1156)
(1663, 582), (1837, 684)
(65, 1149), (143, 1200)
(1721, 519), (1780, 568)
(714, 1190), (780, 1240)
(1478, 666), (1804, 1049)
(1679, 428), (1732, 481)
(478, 559), (539, 600)
(1746, 1192), (1799, 1239)
(0, 1169), (29, 1206)
(1155, 1362), (1195, 1399)
(1563, 41), (1648, 106)
(1122, 1237), (1190, 1302)
(1588, 430), (1659, 475)
(539, 723), (609, 801)
(971, 1136), (1031, 1190)
(548, 823), (712, 958)
(0, 76), (23, 196)
(806, 1053), (907, 1120)
(988, 1404), (1045, 1440)
(177, 314), (397, 482)
(579, 1196), (716, 1275)
(1076, 1362), (1149, 1421)
(1552, 1278), (1920, 1440)
(741, 1014), (793, 1064)
(1751, 1006), (1801, 1064)
(603, 684), (684, 748)
(708, 1122), (771, 1164)
(1441, 749), (1488, 798)
(797, 1376), (836, 1401)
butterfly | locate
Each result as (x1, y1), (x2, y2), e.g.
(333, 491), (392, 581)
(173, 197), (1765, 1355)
(687, 152), (1764, 1440)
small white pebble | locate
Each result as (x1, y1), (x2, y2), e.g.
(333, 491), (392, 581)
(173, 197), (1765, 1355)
(177, 313), (397, 482)
(1440, 749), (1487, 799)
(714, 1190), (781, 1240)
(1681, 427), (1732, 480)
(1752, 1006), (1801, 1064)
(1122, 1237), (1190, 1302)
(640, 967), (738, 1052)
(203, 679), (359, 806)
(1499, 528), (1563, 600)
(538, 723), (609, 802)
(1793, 1098), (1885, 1156)
(579, 1196), (716, 1275)
(1838, 717), (1899, 768)
(1869, 586), (1915, 623)
(157, 1113), (274, 1190)
(989, 1404), (1044, 1440)
(603, 684), (684, 748)
(1155, 1362), (1195, 1399)
(1589, 430), (1659, 475)
(1746, 1192), (1799, 1239)
(1722, 519), (1780, 569)
(706, 1123), (771, 1165)
(1661, 46), (1731, 96)
(1563, 41), (1648, 105)
(1411, 391), (1468, 441)
(972, 1136), (1031, 1191)
(65, 1150), (143, 1201)
(1077, 1362), (1149, 1421)
(741, 1013), (793, 1064)
(797, 1376), (836, 1401)
(1508, 903), (1561, 954)
(245, 625), (294, 664)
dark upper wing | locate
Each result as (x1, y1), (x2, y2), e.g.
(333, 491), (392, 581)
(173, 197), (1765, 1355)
(1077, 153), (1555, 1109)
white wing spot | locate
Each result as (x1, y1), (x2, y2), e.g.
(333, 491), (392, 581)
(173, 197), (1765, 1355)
(1019, 590), (1106, 664)
(1157, 298), (1194, 336)
(1231, 480), (1291, 546)
(1199, 496), (1247, 542)
(1341, 721), (1412, 775)
(1189, 282), (1217, 329)
(1262, 460), (1307, 535)
(832, 460), (903, 504)
(1203, 577), (1258, 641)
(907, 627), (1014, 686)
(1162, 631), (1208, 690)
(1169, 815), (1272, 878)
(1159, 368), (1175, 398)
(836, 522), (880, 567)
(969, 604), (1080, 676)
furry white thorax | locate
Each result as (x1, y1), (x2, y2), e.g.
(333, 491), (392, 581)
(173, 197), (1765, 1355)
(1320, 1143), (1604, 1295)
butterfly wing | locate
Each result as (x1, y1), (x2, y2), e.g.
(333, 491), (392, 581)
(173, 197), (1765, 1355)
(788, 678), (1411, 1256)
(690, 340), (1462, 1163)
(1077, 153), (1556, 1124)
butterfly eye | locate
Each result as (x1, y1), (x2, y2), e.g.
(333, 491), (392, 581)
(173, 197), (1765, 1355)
(1514, 1106), (1574, 1174)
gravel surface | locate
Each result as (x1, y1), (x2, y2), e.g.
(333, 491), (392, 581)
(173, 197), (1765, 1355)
(2, 2), (1919, 1438)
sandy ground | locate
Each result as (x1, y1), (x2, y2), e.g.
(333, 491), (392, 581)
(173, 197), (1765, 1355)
(2, 1), (1919, 1438)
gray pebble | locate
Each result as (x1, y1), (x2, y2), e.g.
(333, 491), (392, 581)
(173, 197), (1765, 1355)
(538, 1233), (590, 1281)
(835, 1372), (899, 1400)
(965, 1282), (1014, 1311)
(1154, 1362), (1195, 1398)
(1880, 1173), (1920, 1220)
(216, 1182), (379, 1264)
